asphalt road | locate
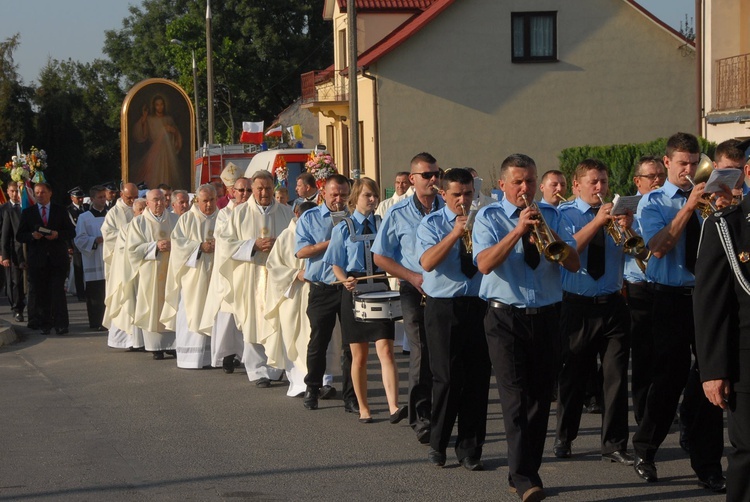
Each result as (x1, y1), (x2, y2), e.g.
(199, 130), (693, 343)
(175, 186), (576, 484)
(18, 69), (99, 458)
(0, 298), (727, 501)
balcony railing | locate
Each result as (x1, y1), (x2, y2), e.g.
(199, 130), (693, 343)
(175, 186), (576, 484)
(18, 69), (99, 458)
(301, 69), (348, 103)
(715, 53), (750, 112)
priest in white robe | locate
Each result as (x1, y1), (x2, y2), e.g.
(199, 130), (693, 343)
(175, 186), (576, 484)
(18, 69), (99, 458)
(74, 186), (108, 330)
(101, 183), (138, 348)
(200, 173), (247, 373)
(264, 202), (342, 397)
(125, 189), (179, 359)
(220, 170), (292, 387)
(161, 184), (217, 369)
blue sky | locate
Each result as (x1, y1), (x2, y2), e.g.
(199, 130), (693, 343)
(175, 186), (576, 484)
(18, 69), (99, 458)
(1, 0), (695, 85)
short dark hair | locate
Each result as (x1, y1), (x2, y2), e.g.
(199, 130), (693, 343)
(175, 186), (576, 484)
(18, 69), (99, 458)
(297, 172), (316, 187)
(574, 158), (608, 179)
(395, 171), (410, 178)
(440, 167), (473, 189)
(89, 185), (106, 198)
(325, 174), (350, 188)
(410, 152), (437, 167)
(500, 154), (536, 179)
(33, 182), (52, 192)
(157, 183), (172, 191)
(541, 169), (564, 183)
(665, 132), (700, 158)
(297, 201), (317, 215)
(714, 138), (745, 163)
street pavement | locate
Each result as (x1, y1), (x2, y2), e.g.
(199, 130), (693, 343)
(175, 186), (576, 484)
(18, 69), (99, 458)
(0, 297), (727, 501)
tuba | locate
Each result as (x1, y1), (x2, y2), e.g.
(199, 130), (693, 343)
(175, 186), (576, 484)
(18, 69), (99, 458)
(521, 194), (569, 262)
(685, 153), (717, 219)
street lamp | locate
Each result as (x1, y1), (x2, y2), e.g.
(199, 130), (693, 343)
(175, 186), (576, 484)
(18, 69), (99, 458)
(170, 39), (202, 148)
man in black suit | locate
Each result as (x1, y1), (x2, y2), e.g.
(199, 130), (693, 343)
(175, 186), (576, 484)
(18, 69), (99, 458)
(1, 182), (26, 322)
(16, 182), (76, 335)
(67, 186), (88, 301)
(694, 196), (750, 502)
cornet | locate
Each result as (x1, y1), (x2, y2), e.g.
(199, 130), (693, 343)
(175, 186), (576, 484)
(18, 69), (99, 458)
(685, 153), (718, 219)
(521, 194), (569, 262)
(459, 204), (475, 254)
(596, 194), (623, 246)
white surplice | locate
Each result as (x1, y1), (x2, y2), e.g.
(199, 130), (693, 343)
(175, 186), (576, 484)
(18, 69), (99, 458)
(101, 199), (134, 348)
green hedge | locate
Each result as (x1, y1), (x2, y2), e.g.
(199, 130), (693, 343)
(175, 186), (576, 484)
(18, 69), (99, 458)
(558, 137), (716, 197)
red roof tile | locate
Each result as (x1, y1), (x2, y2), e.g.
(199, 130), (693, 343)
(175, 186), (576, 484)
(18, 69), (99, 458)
(337, 0), (436, 12)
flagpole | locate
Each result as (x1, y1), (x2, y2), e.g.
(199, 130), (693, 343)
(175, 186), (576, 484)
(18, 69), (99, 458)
(206, 0), (215, 144)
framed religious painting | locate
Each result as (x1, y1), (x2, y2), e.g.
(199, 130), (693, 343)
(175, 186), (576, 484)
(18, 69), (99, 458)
(121, 78), (195, 191)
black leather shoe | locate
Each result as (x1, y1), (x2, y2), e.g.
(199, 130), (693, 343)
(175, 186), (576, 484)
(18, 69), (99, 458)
(699, 474), (726, 493)
(222, 355), (235, 374)
(460, 456), (484, 471)
(602, 450), (635, 465)
(56, 328), (69, 335)
(319, 385), (337, 400)
(553, 440), (571, 458)
(389, 406), (408, 424)
(416, 428), (431, 444)
(344, 400), (360, 414)
(427, 449), (446, 467)
(14, 312), (23, 322)
(358, 416), (373, 424)
(255, 377), (271, 388)
(634, 457), (658, 482)
(41, 328), (51, 335)
(165, 350), (176, 357)
(303, 387), (319, 410)
(585, 402), (603, 414)
(152, 351), (165, 360)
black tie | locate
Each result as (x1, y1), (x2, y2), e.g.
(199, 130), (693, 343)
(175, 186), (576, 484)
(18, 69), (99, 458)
(522, 232), (540, 269)
(362, 218), (374, 273)
(678, 189), (700, 273)
(459, 237), (478, 279)
(13, 203), (19, 213)
(588, 206), (606, 280)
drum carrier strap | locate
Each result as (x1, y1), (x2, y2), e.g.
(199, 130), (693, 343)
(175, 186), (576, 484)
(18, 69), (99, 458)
(343, 215), (381, 286)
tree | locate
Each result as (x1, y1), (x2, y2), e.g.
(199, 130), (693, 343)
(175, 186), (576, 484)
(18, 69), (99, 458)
(0, 34), (36, 163)
(106, 0), (333, 144)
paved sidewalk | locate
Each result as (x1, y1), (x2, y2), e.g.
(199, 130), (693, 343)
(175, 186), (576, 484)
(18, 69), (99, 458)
(0, 298), (726, 501)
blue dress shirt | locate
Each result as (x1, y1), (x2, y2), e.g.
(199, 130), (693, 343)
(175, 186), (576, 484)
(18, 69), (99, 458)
(323, 211), (377, 274)
(473, 197), (573, 307)
(371, 194), (443, 274)
(416, 206), (482, 298)
(637, 180), (700, 287)
(295, 203), (339, 283)
(623, 215), (647, 283)
(559, 197), (626, 296)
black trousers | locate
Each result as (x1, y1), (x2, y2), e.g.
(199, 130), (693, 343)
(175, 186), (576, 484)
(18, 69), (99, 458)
(4, 264), (25, 314)
(424, 296), (490, 461)
(304, 283), (354, 402)
(625, 281), (653, 425)
(485, 304), (559, 494)
(85, 280), (106, 329)
(727, 391), (750, 502)
(27, 263), (68, 330)
(679, 360), (724, 479)
(72, 251), (85, 300)
(400, 281), (432, 435)
(632, 288), (693, 461)
(557, 294), (631, 454)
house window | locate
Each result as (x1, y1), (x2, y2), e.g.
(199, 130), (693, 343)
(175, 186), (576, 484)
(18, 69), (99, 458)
(511, 12), (557, 63)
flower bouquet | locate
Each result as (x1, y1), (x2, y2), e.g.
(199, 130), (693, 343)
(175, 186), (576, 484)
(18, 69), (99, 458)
(305, 151), (337, 204)
(272, 156), (288, 188)
(3, 144), (48, 206)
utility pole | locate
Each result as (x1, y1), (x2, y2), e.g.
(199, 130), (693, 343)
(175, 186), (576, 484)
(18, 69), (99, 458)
(206, 0), (215, 144)
(347, 0), (360, 179)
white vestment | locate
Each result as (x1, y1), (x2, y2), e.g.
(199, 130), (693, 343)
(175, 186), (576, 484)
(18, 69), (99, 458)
(101, 199), (134, 348)
(161, 205), (217, 368)
(375, 186), (413, 219)
(125, 208), (179, 351)
(264, 218), (341, 396)
(220, 198), (293, 381)
(74, 211), (105, 282)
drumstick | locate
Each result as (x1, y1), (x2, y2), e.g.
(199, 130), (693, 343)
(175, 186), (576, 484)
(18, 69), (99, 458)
(330, 273), (392, 285)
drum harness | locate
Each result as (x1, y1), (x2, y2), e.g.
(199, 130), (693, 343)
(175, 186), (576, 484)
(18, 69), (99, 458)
(343, 215), (385, 294)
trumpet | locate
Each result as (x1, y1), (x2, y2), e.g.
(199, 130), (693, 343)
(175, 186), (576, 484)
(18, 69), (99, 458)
(554, 192), (568, 203)
(521, 194), (569, 262)
(596, 194), (623, 246)
(685, 153), (718, 219)
(459, 204), (475, 254)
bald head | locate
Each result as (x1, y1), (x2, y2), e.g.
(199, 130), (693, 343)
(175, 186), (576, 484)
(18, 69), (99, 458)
(121, 183), (139, 206)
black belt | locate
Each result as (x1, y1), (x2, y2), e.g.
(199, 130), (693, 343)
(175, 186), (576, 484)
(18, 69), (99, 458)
(651, 283), (693, 296)
(563, 292), (621, 305)
(488, 300), (556, 315)
(310, 282), (342, 290)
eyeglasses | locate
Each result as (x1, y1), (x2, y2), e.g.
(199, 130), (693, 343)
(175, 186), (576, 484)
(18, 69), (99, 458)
(636, 173), (667, 180)
(414, 169), (444, 180)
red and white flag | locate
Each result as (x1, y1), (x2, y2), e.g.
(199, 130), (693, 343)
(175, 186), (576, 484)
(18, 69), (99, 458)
(265, 124), (283, 138)
(240, 121), (264, 144)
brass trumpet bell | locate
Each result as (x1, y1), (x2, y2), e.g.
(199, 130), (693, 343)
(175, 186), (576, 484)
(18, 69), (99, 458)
(693, 153), (714, 184)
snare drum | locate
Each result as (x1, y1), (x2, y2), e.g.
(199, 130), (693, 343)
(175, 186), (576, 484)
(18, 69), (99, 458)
(353, 291), (402, 322)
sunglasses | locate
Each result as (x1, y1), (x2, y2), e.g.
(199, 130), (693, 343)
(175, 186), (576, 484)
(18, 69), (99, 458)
(413, 169), (444, 180)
